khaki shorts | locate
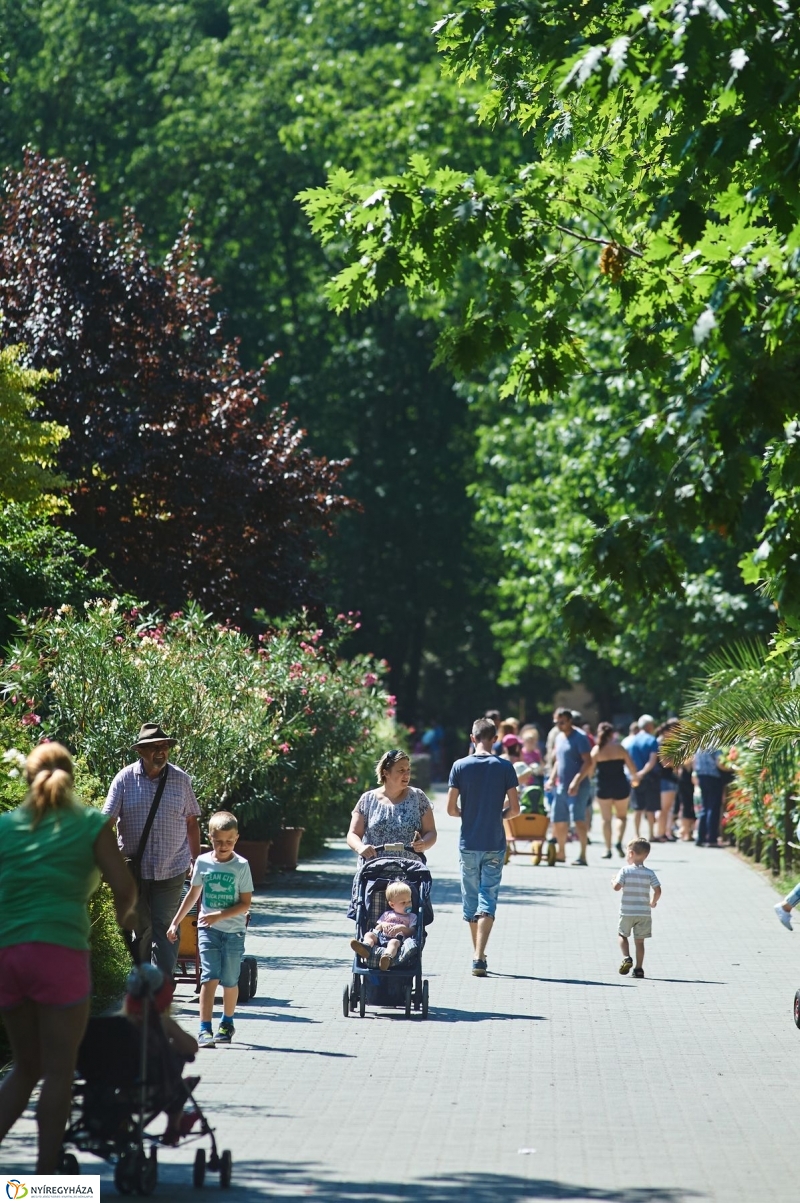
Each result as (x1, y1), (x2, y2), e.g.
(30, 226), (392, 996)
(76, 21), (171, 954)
(619, 913), (652, 940)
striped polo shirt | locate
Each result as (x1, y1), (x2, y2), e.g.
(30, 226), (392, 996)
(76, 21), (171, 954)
(615, 863), (660, 915)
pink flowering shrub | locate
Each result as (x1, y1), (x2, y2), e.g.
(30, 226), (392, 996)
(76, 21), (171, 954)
(0, 600), (394, 849)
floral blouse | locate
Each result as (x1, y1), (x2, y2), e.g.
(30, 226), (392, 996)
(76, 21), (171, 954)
(354, 787), (432, 862)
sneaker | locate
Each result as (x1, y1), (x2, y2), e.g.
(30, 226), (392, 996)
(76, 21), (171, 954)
(775, 903), (793, 931)
(198, 1029), (215, 1049)
(215, 1021), (235, 1044)
(619, 957), (633, 976)
(632, 967), (645, 979)
(472, 959), (488, 977)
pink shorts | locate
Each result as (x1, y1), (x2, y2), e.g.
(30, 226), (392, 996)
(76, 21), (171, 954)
(0, 942), (91, 1009)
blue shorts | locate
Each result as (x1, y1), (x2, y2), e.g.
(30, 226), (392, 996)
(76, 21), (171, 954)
(198, 927), (246, 988)
(459, 849), (505, 921)
(551, 780), (592, 824)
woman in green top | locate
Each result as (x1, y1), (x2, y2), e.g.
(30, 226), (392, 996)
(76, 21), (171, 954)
(0, 742), (136, 1173)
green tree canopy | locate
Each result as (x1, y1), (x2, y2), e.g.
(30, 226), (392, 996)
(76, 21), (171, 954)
(0, 342), (65, 512)
(300, 0), (800, 643)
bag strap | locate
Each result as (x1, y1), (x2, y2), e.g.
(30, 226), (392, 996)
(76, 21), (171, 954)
(132, 765), (169, 872)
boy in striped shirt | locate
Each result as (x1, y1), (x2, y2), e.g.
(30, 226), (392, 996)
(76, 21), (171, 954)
(613, 838), (661, 979)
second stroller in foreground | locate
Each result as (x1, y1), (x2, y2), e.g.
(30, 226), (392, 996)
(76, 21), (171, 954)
(343, 845), (433, 1019)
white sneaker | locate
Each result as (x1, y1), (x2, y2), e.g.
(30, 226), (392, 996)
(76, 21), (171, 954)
(774, 903), (793, 931)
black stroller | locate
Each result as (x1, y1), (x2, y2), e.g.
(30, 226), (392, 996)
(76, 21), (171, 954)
(60, 967), (231, 1195)
(343, 845), (433, 1020)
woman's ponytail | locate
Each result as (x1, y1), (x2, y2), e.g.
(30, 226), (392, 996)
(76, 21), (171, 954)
(596, 721), (615, 749)
(25, 743), (74, 826)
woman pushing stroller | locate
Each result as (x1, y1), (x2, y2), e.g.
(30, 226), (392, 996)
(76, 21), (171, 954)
(346, 748), (437, 864)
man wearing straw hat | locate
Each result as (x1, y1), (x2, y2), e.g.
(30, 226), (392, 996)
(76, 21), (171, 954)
(103, 722), (201, 975)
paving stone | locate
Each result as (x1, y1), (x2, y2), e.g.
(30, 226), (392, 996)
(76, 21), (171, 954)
(2, 795), (799, 1201)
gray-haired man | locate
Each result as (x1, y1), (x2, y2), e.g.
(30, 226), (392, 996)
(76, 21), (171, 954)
(103, 722), (201, 975)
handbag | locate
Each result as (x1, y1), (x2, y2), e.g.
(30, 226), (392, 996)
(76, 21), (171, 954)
(124, 765), (170, 883)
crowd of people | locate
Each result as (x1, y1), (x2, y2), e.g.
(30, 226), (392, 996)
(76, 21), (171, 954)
(480, 706), (731, 859)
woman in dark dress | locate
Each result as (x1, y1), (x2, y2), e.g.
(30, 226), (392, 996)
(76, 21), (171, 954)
(591, 723), (641, 859)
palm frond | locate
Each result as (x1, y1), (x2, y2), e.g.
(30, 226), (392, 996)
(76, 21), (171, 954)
(664, 640), (800, 765)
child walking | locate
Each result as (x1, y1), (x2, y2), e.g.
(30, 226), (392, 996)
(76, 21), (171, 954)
(613, 838), (661, 979)
(168, 811), (253, 1048)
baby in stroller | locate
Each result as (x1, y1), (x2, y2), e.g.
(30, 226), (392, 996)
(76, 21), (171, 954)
(350, 880), (417, 969)
(121, 964), (199, 1144)
(61, 964), (232, 1191)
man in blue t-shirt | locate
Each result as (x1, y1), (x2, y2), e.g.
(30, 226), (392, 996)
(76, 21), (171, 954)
(448, 717), (519, 978)
(628, 715), (660, 839)
(544, 708), (594, 865)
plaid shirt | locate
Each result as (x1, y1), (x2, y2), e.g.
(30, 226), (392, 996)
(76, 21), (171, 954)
(103, 760), (201, 880)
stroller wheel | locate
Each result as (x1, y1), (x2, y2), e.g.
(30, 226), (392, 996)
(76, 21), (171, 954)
(193, 1147), (206, 1188)
(404, 984), (413, 1018)
(114, 1153), (136, 1196)
(248, 957), (258, 1000)
(59, 1151), (80, 1175)
(342, 985), (350, 1018)
(421, 979), (429, 1019)
(359, 985), (366, 1018)
(220, 1148), (233, 1188)
(794, 989), (800, 1030)
(135, 1148), (158, 1196)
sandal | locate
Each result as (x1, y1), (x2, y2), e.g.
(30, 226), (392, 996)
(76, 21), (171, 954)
(619, 957), (633, 975)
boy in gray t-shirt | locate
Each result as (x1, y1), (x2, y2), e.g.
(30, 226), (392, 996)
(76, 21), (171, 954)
(612, 838), (661, 980)
(168, 811), (253, 1046)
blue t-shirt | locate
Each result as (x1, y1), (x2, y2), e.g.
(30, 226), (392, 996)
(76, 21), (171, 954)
(628, 731), (659, 773)
(449, 753), (519, 851)
(554, 728), (591, 787)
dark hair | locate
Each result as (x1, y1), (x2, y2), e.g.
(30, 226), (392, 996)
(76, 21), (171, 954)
(596, 721), (615, 748)
(656, 718), (679, 738)
(555, 708), (573, 721)
(485, 710), (501, 726)
(472, 717), (496, 742)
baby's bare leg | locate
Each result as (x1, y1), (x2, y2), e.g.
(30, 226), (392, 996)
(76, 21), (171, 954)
(350, 931), (379, 959)
(379, 938), (401, 970)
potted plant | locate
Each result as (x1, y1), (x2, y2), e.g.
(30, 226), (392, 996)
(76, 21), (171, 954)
(268, 826), (305, 871)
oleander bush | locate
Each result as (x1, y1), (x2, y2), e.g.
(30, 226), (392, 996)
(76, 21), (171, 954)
(1, 599), (395, 850)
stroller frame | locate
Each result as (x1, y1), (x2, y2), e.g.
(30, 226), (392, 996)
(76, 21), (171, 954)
(60, 979), (232, 1195)
(343, 845), (431, 1020)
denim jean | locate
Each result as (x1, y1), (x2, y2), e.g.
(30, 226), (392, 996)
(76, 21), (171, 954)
(696, 775), (724, 845)
(459, 849), (505, 921)
(198, 927), (246, 988)
(134, 871), (186, 977)
(785, 882), (800, 908)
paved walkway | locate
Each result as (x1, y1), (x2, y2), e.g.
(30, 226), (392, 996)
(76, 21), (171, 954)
(3, 795), (800, 1200)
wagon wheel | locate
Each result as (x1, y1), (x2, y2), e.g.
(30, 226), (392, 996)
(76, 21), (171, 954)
(504, 845), (511, 865)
